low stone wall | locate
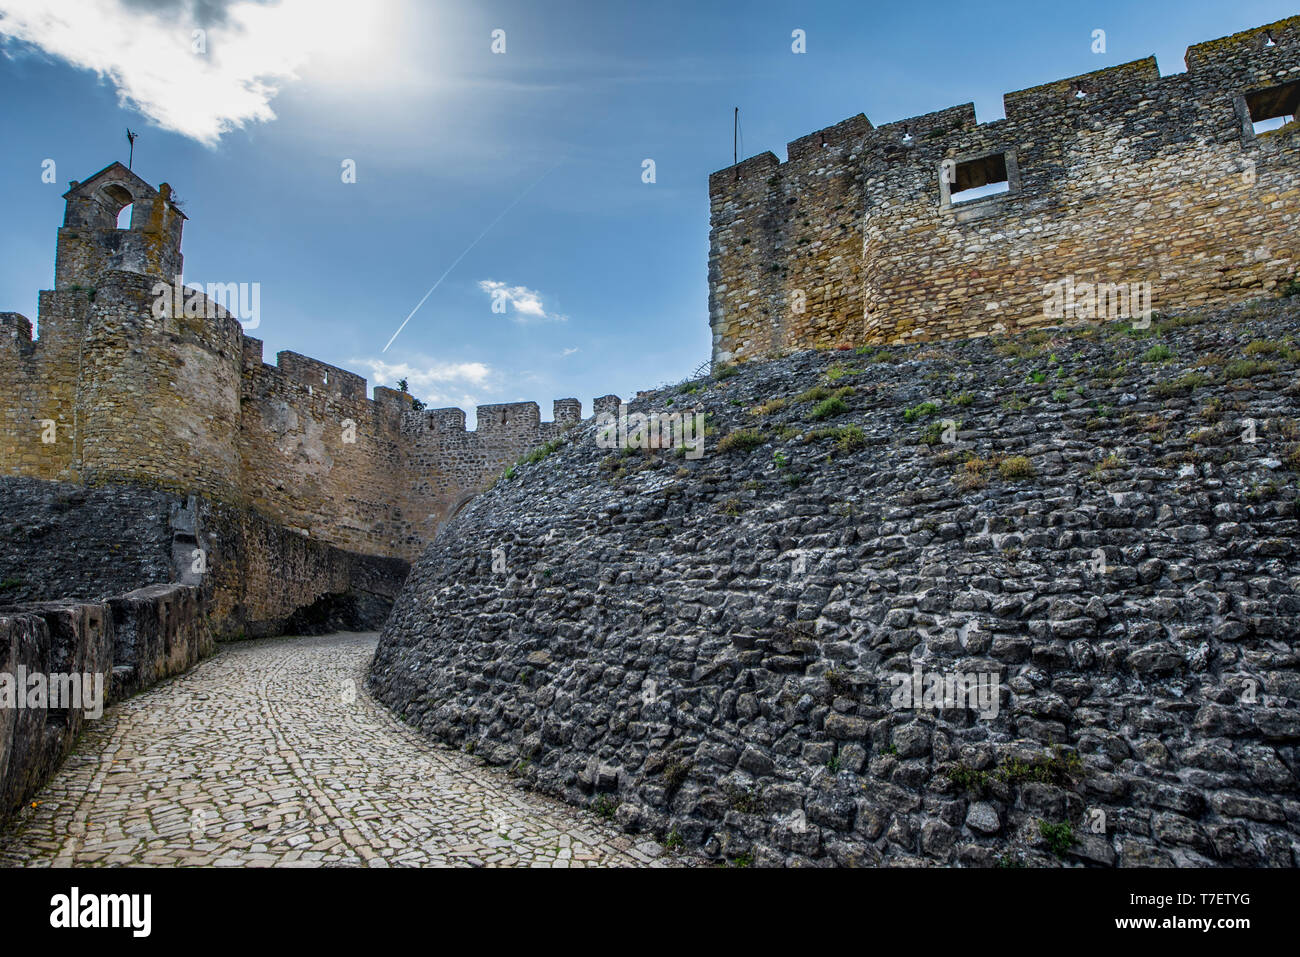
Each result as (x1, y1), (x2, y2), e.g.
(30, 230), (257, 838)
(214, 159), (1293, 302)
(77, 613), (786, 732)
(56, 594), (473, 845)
(0, 584), (211, 829)
(108, 584), (213, 698)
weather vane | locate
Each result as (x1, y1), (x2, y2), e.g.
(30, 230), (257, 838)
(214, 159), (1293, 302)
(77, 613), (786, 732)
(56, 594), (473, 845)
(126, 129), (137, 170)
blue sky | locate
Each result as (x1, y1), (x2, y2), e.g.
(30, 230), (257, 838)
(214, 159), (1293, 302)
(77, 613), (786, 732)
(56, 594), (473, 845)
(1, 0), (1295, 423)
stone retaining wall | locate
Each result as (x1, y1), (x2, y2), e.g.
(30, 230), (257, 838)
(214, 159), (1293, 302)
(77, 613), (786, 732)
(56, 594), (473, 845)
(370, 297), (1300, 867)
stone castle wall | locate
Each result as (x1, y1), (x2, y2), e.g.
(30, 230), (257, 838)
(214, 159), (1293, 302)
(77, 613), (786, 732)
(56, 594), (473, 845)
(237, 342), (581, 557)
(709, 17), (1300, 363)
(0, 164), (584, 564)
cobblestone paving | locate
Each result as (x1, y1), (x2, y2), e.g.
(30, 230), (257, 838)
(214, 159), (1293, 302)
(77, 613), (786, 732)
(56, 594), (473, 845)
(0, 633), (670, 868)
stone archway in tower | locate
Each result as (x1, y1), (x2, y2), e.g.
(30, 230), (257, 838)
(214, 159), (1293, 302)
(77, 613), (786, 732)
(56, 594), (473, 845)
(98, 182), (136, 228)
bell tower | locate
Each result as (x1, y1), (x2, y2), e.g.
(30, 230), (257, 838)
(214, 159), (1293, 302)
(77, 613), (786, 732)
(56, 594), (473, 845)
(54, 162), (186, 290)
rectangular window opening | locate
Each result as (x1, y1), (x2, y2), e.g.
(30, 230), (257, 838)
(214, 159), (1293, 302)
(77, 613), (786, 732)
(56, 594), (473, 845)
(949, 153), (1010, 205)
(1246, 80), (1300, 136)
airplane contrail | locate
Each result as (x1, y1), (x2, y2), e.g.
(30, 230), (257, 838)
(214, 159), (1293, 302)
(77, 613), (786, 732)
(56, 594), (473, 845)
(382, 164), (560, 353)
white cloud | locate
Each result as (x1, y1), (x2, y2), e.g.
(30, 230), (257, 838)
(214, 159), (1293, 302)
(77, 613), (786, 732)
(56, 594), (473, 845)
(0, 0), (389, 145)
(350, 356), (495, 408)
(561, 347), (579, 356)
(478, 279), (567, 323)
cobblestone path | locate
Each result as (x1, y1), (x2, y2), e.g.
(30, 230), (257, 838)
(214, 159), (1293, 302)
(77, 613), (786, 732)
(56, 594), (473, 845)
(0, 633), (668, 867)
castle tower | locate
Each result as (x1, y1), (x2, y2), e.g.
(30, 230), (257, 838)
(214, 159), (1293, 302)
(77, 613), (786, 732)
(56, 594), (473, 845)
(47, 164), (244, 500)
(55, 162), (185, 290)
(3, 162), (589, 561)
(708, 16), (1300, 361)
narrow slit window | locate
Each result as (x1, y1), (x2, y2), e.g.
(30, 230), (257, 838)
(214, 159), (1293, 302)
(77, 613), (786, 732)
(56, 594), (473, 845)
(949, 153), (1010, 204)
(1245, 80), (1299, 135)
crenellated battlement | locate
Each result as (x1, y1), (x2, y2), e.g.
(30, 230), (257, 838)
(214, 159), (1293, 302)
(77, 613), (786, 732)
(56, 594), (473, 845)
(709, 16), (1300, 362)
(784, 113), (872, 164)
(404, 398), (580, 436)
(416, 406), (466, 432)
(0, 165), (595, 562)
(475, 401), (540, 433)
(1186, 16), (1300, 72)
(870, 102), (977, 148)
(713, 17), (1300, 191)
(1000, 58), (1161, 122)
(237, 332), (580, 440)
